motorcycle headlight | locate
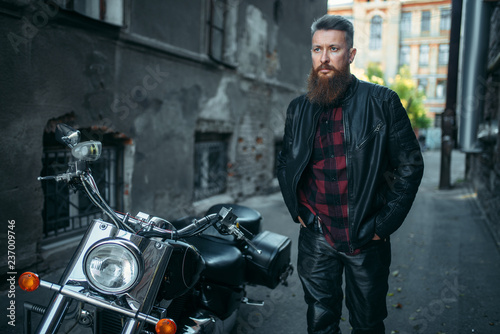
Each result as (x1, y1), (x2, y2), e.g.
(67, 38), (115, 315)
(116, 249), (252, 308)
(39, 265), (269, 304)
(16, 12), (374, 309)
(84, 239), (144, 294)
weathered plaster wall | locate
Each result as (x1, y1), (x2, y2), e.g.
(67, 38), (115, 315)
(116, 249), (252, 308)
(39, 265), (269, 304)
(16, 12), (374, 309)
(0, 0), (327, 273)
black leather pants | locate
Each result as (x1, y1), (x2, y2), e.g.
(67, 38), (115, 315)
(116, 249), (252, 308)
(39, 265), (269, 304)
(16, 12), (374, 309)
(297, 225), (391, 334)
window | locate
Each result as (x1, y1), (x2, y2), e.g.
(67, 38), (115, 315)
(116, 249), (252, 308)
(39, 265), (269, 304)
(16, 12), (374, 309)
(419, 44), (429, 66)
(41, 131), (123, 239)
(401, 12), (412, 37)
(421, 11), (431, 34)
(208, 0), (238, 67)
(438, 44), (449, 65)
(440, 8), (451, 31)
(434, 114), (442, 128)
(436, 80), (447, 99)
(55, 0), (123, 26)
(194, 133), (229, 201)
(418, 78), (428, 94)
(369, 15), (383, 50)
(400, 46), (410, 66)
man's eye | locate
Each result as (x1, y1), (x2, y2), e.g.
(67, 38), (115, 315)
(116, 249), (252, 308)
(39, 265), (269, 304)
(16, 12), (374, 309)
(330, 47), (338, 52)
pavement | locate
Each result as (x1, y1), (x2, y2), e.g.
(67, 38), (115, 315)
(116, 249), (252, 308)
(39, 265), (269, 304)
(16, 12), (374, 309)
(3, 149), (500, 334)
(234, 149), (500, 334)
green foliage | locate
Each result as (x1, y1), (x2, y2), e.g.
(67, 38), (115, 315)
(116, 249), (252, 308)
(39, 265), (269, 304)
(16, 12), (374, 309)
(363, 64), (432, 129)
(366, 62), (386, 86)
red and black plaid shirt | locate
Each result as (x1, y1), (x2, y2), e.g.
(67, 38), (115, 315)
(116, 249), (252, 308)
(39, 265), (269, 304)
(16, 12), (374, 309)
(297, 107), (360, 255)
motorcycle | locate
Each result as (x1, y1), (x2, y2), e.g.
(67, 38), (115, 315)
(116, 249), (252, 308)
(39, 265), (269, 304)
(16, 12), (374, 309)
(19, 124), (293, 334)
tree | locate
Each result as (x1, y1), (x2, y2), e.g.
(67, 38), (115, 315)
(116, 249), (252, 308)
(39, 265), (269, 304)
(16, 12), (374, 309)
(360, 63), (432, 130)
(389, 66), (431, 130)
(365, 62), (386, 86)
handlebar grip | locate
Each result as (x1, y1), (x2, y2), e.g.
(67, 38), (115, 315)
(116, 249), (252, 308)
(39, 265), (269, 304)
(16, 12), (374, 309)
(38, 176), (56, 181)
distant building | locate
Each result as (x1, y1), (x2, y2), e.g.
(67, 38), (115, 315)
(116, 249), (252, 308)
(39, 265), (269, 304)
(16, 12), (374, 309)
(329, 0), (451, 137)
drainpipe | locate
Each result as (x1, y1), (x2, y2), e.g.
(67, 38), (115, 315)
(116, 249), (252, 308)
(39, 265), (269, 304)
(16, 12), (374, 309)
(439, 0), (463, 190)
(457, 0), (493, 153)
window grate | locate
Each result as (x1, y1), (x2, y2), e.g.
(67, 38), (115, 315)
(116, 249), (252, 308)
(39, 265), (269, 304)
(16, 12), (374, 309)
(41, 146), (120, 239)
(194, 141), (228, 201)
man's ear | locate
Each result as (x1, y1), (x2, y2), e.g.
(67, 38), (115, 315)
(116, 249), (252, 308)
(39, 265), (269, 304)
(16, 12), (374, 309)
(349, 48), (357, 64)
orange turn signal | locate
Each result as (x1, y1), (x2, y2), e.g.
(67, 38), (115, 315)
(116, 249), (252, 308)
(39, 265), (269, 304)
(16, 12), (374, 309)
(155, 318), (177, 334)
(19, 272), (40, 292)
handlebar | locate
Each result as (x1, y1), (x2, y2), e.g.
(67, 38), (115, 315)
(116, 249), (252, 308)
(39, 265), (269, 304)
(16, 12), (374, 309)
(39, 160), (261, 253)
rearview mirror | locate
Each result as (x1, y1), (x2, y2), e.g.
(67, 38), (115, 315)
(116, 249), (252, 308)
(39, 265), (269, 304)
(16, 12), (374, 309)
(55, 124), (81, 148)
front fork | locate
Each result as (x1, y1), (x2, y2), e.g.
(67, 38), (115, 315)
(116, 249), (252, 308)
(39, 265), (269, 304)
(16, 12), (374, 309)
(25, 279), (162, 334)
(34, 294), (71, 334)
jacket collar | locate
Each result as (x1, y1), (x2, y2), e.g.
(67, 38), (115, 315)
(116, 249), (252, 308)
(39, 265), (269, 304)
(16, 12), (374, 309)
(340, 74), (359, 104)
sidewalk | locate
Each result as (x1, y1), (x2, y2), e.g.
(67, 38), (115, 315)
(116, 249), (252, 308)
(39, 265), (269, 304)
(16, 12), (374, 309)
(235, 149), (500, 334)
(3, 150), (499, 334)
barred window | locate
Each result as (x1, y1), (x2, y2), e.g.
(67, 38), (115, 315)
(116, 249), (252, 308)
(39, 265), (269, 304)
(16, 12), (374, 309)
(41, 130), (124, 240)
(194, 133), (229, 201)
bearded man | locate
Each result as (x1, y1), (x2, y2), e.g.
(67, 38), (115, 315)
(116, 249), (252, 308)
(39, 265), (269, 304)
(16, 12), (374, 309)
(277, 15), (424, 334)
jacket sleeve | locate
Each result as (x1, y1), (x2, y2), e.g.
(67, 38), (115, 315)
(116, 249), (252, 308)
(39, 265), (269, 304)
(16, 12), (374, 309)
(375, 91), (424, 238)
(277, 99), (300, 222)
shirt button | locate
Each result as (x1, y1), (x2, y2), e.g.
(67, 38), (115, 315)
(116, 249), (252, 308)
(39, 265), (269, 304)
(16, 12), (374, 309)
(330, 154), (334, 158)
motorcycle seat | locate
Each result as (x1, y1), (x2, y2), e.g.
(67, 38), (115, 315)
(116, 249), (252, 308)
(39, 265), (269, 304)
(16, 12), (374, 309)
(188, 235), (245, 286)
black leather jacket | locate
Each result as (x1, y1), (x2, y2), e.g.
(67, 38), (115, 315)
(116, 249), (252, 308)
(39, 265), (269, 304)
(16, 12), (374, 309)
(277, 75), (424, 250)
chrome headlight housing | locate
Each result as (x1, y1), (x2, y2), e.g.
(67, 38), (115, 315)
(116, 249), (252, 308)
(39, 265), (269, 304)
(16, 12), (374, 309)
(83, 239), (144, 294)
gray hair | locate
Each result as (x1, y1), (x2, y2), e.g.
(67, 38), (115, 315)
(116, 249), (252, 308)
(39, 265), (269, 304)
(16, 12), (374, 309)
(311, 14), (354, 48)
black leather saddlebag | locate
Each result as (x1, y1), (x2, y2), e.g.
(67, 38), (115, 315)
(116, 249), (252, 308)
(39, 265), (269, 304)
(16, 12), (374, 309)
(245, 231), (292, 289)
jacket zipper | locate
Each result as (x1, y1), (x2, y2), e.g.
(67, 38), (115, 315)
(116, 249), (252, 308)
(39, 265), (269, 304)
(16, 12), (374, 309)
(342, 105), (355, 254)
(355, 122), (383, 150)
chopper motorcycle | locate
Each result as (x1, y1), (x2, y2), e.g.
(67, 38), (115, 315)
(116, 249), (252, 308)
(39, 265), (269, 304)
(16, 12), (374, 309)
(19, 124), (293, 334)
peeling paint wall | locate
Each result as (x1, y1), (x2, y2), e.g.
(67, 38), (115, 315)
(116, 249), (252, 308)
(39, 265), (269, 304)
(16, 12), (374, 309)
(0, 0), (327, 273)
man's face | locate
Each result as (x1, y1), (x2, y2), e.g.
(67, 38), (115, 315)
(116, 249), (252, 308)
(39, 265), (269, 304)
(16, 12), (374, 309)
(306, 29), (356, 106)
(311, 29), (356, 77)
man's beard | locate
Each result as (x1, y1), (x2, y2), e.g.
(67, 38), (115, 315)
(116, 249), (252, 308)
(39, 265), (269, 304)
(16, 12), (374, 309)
(306, 63), (352, 106)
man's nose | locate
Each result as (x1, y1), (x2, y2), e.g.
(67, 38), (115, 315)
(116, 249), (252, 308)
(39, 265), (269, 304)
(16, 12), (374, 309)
(320, 50), (330, 64)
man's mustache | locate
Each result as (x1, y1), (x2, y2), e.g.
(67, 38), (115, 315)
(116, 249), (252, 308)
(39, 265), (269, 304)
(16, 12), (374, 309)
(316, 64), (336, 72)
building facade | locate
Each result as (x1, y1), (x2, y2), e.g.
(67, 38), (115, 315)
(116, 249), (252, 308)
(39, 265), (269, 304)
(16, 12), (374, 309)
(0, 0), (327, 273)
(329, 0), (451, 145)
